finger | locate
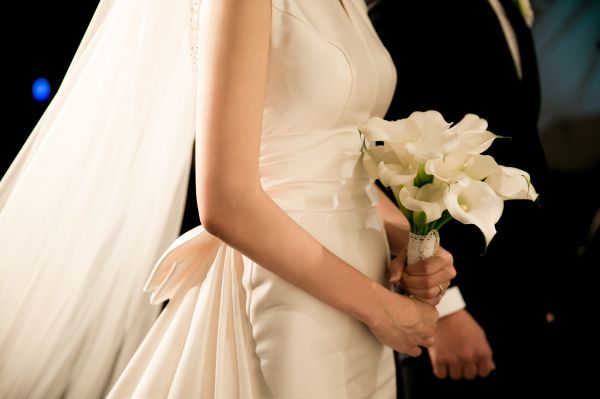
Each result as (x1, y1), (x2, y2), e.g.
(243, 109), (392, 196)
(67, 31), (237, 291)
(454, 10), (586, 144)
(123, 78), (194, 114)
(431, 360), (448, 379)
(404, 281), (451, 300)
(478, 356), (496, 378)
(403, 271), (454, 291)
(403, 346), (422, 357)
(405, 255), (446, 276)
(448, 362), (463, 381)
(405, 249), (455, 277)
(463, 363), (478, 380)
(402, 268), (454, 290)
(420, 336), (435, 348)
(409, 296), (441, 306)
(388, 257), (405, 284)
(437, 246), (454, 265)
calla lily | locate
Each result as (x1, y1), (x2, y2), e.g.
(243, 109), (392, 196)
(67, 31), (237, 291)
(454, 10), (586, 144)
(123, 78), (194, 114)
(362, 111), (458, 161)
(425, 154), (502, 186)
(363, 142), (414, 166)
(404, 112), (495, 160)
(404, 111), (456, 160)
(453, 130), (498, 155)
(359, 110), (538, 246)
(425, 154), (470, 184)
(405, 138), (455, 160)
(359, 116), (420, 144)
(409, 110), (453, 135)
(444, 180), (504, 246)
(362, 143), (418, 184)
(485, 166), (538, 201)
(447, 114), (497, 155)
(448, 113), (489, 133)
(378, 162), (418, 187)
(399, 183), (447, 223)
(462, 154), (500, 181)
(361, 130), (416, 169)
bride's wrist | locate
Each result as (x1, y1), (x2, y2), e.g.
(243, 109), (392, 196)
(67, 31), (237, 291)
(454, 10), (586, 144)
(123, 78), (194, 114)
(355, 281), (390, 328)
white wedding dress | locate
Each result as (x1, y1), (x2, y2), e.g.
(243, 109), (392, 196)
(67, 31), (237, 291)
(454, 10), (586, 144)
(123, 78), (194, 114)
(1, 0), (398, 398)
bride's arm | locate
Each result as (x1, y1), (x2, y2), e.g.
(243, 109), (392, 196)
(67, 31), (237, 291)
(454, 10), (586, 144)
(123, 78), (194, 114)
(194, 0), (437, 356)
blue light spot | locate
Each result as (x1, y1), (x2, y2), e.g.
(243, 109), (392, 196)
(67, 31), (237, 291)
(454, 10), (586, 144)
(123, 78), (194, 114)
(32, 78), (51, 102)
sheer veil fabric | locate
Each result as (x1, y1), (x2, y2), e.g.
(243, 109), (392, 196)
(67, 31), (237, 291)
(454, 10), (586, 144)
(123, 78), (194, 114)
(0, 1), (199, 397)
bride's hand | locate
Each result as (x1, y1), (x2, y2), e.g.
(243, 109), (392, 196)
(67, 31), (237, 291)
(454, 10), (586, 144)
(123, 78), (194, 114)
(388, 246), (456, 306)
(366, 283), (438, 357)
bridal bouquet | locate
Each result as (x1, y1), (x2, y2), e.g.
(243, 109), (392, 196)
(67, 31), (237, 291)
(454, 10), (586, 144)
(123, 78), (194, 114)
(359, 111), (538, 265)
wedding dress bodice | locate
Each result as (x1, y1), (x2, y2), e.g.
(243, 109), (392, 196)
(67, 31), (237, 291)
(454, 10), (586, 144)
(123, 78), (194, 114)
(261, 0), (396, 212)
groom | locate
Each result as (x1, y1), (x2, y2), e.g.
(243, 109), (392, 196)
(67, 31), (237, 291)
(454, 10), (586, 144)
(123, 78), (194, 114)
(367, 0), (560, 398)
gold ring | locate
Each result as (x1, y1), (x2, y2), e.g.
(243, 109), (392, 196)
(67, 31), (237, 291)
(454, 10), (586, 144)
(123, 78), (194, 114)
(438, 284), (445, 297)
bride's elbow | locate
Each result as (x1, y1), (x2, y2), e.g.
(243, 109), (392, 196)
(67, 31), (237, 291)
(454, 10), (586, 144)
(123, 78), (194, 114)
(197, 197), (229, 237)
(196, 184), (260, 237)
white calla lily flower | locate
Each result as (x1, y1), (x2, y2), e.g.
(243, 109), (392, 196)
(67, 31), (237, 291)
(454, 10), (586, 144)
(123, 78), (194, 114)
(404, 140), (447, 160)
(404, 111), (456, 160)
(399, 183), (447, 223)
(359, 110), (538, 247)
(462, 155), (500, 181)
(454, 130), (497, 155)
(425, 154), (469, 183)
(447, 114), (497, 155)
(485, 166), (538, 201)
(359, 116), (420, 144)
(368, 142), (414, 165)
(444, 180), (504, 245)
(409, 110), (452, 134)
(378, 162), (418, 187)
(448, 113), (488, 134)
(362, 142), (418, 185)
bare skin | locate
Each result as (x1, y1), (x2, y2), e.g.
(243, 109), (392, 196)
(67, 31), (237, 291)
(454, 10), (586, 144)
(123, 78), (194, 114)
(387, 244), (455, 306)
(193, 0), (455, 356)
(428, 310), (496, 380)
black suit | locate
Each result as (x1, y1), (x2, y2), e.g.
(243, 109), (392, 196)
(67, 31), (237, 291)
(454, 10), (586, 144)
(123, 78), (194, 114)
(368, 1), (560, 397)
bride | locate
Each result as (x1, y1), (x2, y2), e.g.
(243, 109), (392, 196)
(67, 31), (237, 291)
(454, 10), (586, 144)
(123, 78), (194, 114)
(0, 0), (455, 397)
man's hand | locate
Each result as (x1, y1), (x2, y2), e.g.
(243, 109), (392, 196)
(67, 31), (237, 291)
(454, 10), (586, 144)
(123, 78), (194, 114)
(428, 309), (495, 380)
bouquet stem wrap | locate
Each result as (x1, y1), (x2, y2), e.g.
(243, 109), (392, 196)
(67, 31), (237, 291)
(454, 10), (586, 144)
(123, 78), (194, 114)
(407, 230), (440, 265)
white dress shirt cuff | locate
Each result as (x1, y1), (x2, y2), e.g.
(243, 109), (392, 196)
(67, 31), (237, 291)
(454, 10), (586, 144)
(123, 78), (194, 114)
(436, 286), (466, 318)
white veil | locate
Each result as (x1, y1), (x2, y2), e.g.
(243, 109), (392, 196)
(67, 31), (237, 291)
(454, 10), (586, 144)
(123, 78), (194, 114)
(0, 0), (198, 397)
